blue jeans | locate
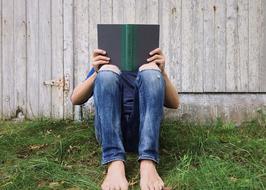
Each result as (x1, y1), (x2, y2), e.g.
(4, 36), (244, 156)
(93, 69), (165, 165)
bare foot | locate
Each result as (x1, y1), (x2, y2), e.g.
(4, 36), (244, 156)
(140, 160), (164, 190)
(101, 160), (129, 190)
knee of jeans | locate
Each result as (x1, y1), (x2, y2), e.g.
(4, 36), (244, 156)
(96, 69), (120, 89)
(99, 64), (121, 75)
(139, 69), (164, 88)
(138, 62), (161, 72)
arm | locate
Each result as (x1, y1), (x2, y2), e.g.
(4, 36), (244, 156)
(162, 71), (180, 109)
(70, 49), (110, 105)
(70, 72), (97, 105)
(147, 48), (180, 109)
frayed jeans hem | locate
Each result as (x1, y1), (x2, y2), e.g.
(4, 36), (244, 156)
(138, 155), (159, 165)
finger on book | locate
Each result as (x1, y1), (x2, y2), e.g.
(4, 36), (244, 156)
(94, 55), (110, 61)
(93, 60), (109, 66)
(147, 54), (161, 62)
(93, 49), (106, 56)
(149, 47), (161, 55)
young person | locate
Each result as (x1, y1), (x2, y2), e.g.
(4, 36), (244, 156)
(71, 48), (179, 190)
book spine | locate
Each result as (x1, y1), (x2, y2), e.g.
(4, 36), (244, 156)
(121, 25), (137, 71)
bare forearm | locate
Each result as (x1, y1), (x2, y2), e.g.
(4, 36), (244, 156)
(70, 72), (97, 105)
(162, 71), (179, 109)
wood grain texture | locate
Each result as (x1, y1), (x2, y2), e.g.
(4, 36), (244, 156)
(158, 0), (169, 80)
(26, 0), (39, 118)
(203, 0), (215, 92)
(135, 0), (147, 24)
(167, 0), (182, 92)
(214, 0), (226, 92)
(248, 0), (261, 92)
(147, 0), (158, 24)
(238, 0), (249, 91)
(261, 0), (266, 92)
(226, 0), (239, 92)
(0, 0), (2, 119)
(39, 0), (52, 117)
(192, 0), (204, 92)
(51, 0), (64, 119)
(14, 0), (27, 117)
(124, 0), (135, 23)
(181, 0), (194, 92)
(101, 0), (112, 23)
(0, 0), (266, 120)
(113, 0), (123, 23)
(63, 0), (74, 119)
(2, 0), (15, 119)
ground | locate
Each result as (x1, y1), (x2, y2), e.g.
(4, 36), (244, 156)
(0, 111), (266, 190)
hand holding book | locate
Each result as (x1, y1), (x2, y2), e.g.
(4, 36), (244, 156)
(91, 47), (166, 74)
(97, 24), (160, 72)
(146, 48), (165, 73)
(92, 48), (110, 72)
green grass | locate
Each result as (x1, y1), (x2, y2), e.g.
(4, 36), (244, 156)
(0, 113), (266, 190)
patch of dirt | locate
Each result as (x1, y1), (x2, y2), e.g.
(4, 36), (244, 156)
(16, 144), (49, 159)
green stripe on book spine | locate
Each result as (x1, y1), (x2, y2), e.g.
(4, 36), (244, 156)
(121, 25), (137, 71)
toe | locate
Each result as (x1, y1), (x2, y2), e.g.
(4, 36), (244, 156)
(148, 184), (156, 190)
(121, 185), (127, 190)
(155, 181), (164, 190)
(110, 186), (116, 190)
(101, 183), (107, 190)
(140, 183), (149, 190)
(121, 183), (128, 190)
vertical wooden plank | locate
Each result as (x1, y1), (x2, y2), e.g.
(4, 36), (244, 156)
(214, 0), (226, 91)
(100, 0), (112, 23)
(159, 0), (182, 92)
(26, 0), (39, 118)
(159, 0), (170, 85)
(168, 0), (182, 92)
(135, 0), (147, 24)
(112, 0), (123, 23)
(51, 0), (64, 118)
(261, 0), (266, 91)
(124, 0), (135, 23)
(89, 0), (100, 65)
(147, 0), (158, 23)
(192, 0), (204, 92)
(0, 0), (2, 119)
(226, 0), (239, 92)
(249, 0), (261, 92)
(181, 0), (193, 92)
(2, 0), (15, 119)
(238, 0), (249, 91)
(14, 0), (27, 117)
(39, 0), (52, 117)
(63, 0), (74, 119)
(203, 0), (215, 92)
(73, 0), (89, 120)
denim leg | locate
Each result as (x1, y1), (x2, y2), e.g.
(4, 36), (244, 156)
(136, 69), (165, 164)
(121, 85), (140, 153)
(93, 70), (126, 165)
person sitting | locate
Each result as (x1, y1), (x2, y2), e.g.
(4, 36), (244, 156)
(71, 48), (179, 190)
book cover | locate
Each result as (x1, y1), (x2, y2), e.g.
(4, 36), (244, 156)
(97, 24), (160, 71)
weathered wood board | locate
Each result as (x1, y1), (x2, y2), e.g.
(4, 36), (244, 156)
(0, 0), (265, 122)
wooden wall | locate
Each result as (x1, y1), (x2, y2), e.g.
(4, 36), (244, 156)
(0, 0), (265, 122)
